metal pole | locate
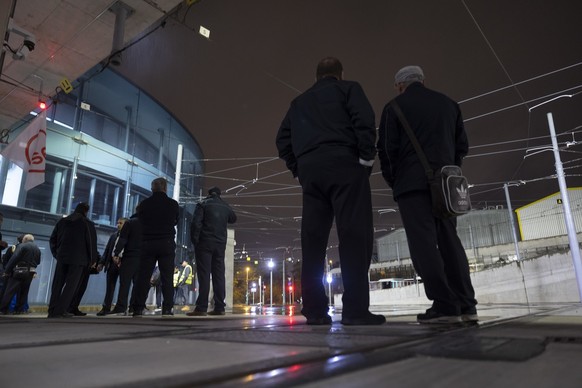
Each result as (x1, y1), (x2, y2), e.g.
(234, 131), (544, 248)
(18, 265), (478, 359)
(547, 112), (582, 301)
(173, 144), (183, 201)
(327, 261), (332, 306)
(270, 269), (273, 307)
(504, 183), (522, 261)
(282, 258), (286, 305)
(245, 268), (249, 305)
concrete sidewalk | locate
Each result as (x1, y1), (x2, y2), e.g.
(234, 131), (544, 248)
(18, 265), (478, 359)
(0, 303), (581, 387)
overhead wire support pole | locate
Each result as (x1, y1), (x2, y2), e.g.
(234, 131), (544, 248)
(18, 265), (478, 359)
(547, 113), (582, 301)
(503, 183), (522, 262)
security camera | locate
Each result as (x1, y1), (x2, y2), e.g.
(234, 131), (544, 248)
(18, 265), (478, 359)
(13, 36), (35, 60)
(7, 18), (36, 60)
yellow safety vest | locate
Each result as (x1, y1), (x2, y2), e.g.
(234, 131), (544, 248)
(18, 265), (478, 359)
(184, 264), (194, 285)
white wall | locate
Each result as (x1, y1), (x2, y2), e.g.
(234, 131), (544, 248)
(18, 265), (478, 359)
(334, 252), (581, 307)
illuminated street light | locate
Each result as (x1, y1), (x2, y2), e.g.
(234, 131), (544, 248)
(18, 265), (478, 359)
(251, 282), (257, 305)
(245, 267), (250, 305)
(268, 259), (275, 307)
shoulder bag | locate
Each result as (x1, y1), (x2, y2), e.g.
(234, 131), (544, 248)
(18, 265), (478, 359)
(390, 100), (471, 219)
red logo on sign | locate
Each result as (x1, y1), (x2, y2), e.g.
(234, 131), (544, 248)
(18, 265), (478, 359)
(25, 129), (46, 173)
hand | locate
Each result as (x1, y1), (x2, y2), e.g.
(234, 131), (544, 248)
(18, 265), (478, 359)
(112, 256), (121, 267)
(97, 264), (104, 272)
(0, 241), (7, 248)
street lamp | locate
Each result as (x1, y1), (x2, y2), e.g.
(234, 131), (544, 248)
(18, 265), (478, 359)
(268, 259), (274, 307)
(258, 276), (262, 306)
(245, 267), (250, 305)
(282, 258), (286, 305)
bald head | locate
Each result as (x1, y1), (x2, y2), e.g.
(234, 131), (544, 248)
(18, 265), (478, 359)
(316, 57), (343, 81)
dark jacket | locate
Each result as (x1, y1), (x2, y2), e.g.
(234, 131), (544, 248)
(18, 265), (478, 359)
(138, 191), (179, 240)
(276, 76), (376, 177)
(49, 211), (99, 266)
(1, 243), (18, 269)
(190, 194), (237, 246)
(99, 231), (119, 271)
(4, 241), (41, 273)
(377, 82), (469, 200)
(113, 214), (142, 258)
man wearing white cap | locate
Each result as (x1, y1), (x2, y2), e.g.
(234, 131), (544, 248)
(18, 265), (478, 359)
(377, 65), (478, 324)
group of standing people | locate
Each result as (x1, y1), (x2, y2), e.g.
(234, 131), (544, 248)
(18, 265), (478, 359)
(46, 178), (236, 318)
(276, 57), (477, 325)
(0, 177), (237, 318)
(0, 227), (41, 315)
(47, 177), (180, 318)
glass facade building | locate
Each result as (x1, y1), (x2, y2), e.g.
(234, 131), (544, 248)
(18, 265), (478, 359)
(0, 66), (203, 305)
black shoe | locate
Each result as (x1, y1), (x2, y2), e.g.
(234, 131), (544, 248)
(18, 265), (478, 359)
(70, 309), (87, 317)
(96, 308), (110, 316)
(305, 316), (332, 325)
(207, 310), (225, 316)
(417, 308), (461, 324)
(162, 309), (174, 316)
(132, 309), (144, 317)
(186, 310), (207, 317)
(341, 312), (386, 326)
(106, 308), (127, 316)
(128, 307), (134, 314)
(461, 307), (479, 323)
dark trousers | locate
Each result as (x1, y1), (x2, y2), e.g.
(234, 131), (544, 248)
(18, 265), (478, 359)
(114, 255), (139, 311)
(48, 261), (85, 316)
(69, 267), (90, 312)
(0, 275), (7, 304)
(297, 147), (374, 319)
(155, 285), (162, 308)
(0, 272), (34, 312)
(397, 190), (477, 315)
(101, 264), (120, 309)
(133, 238), (176, 312)
(195, 243), (226, 312)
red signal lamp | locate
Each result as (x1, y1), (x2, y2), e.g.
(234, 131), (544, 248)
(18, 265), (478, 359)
(38, 100), (47, 110)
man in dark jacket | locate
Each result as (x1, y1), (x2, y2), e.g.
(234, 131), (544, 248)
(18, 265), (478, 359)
(107, 212), (142, 315)
(132, 178), (179, 317)
(187, 187), (236, 316)
(48, 202), (99, 318)
(0, 234), (24, 304)
(0, 234), (41, 314)
(275, 57), (385, 326)
(377, 65), (477, 324)
(96, 218), (127, 316)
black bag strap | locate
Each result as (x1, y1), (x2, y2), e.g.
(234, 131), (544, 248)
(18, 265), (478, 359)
(390, 100), (434, 179)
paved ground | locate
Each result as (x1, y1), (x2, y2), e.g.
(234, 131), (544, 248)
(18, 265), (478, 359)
(0, 303), (581, 387)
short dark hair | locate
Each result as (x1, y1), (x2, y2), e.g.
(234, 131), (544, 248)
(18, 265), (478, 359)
(208, 186), (221, 196)
(74, 202), (90, 214)
(316, 57), (343, 80)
